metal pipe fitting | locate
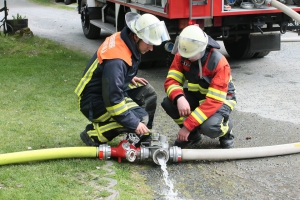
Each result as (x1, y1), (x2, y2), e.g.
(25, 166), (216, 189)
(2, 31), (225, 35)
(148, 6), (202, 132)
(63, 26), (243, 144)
(169, 146), (182, 162)
(98, 134), (182, 165)
(152, 148), (169, 165)
(98, 144), (111, 160)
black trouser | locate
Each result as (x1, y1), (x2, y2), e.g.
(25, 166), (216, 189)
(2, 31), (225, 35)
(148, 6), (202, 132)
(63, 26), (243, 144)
(126, 83), (157, 130)
(161, 90), (232, 139)
(84, 84), (157, 143)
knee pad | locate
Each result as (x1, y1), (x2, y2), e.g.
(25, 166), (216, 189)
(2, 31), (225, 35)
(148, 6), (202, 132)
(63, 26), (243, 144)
(201, 114), (233, 138)
(141, 115), (149, 126)
(144, 84), (157, 99)
(143, 84), (157, 115)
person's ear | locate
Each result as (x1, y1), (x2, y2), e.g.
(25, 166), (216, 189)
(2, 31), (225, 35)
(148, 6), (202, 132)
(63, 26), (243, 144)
(133, 34), (139, 43)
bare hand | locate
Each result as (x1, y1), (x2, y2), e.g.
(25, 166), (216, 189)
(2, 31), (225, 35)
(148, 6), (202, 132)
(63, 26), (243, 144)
(131, 76), (148, 86)
(177, 126), (190, 141)
(135, 122), (149, 135)
(177, 96), (191, 116)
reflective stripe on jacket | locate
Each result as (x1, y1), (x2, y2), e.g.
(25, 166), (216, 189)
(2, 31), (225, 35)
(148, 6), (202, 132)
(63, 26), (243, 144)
(164, 48), (237, 131)
(74, 27), (141, 130)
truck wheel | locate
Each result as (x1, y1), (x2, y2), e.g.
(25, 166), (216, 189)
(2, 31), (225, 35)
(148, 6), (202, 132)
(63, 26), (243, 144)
(64, 0), (72, 5)
(223, 34), (255, 59)
(55, 0), (62, 2)
(252, 51), (270, 58)
(80, 0), (101, 39)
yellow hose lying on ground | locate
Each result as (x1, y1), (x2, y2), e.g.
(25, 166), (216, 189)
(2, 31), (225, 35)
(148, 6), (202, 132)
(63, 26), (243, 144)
(0, 147), (98, 166)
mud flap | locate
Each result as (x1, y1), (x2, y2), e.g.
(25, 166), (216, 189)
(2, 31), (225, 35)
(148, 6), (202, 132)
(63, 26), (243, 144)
(249, 33), (281, 52)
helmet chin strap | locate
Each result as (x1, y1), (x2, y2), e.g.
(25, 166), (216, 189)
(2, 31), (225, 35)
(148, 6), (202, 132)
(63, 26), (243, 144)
(135, 39), (143, 54)
(197, 50), (206, 79)
(198, 59), (202, 79)
(130, 33), (143, 54)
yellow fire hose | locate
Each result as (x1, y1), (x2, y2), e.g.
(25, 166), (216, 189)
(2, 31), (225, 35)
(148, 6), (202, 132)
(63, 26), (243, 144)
(0, 147), (98, 166)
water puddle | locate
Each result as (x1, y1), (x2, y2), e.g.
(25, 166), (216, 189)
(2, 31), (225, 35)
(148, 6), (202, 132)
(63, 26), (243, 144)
(157, 156), (178, 199)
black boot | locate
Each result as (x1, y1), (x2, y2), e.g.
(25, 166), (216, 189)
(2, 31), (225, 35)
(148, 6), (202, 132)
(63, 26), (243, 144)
(80, 130), (102, 147)
(174, 131), (202, 148)
(219, 132), (234, 149)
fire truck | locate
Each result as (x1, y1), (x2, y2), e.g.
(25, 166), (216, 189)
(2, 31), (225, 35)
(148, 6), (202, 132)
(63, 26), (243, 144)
(76, 0), (300, 65)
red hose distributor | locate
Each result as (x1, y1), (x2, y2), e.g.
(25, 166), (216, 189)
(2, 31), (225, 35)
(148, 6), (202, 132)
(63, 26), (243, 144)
(98, 140), (140, 163)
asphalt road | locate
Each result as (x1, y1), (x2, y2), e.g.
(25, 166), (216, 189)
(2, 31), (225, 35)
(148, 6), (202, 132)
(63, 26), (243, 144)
(3, 0), (300, 199)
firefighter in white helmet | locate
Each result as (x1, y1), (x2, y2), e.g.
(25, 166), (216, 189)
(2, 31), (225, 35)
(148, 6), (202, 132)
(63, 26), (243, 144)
(161, 25), (237, 149)
(75, 12), (170, 147)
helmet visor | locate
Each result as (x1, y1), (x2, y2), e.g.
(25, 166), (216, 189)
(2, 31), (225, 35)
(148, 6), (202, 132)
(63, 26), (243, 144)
(137, 21), (170, 46)
(177, 35), (207, 58)
(188, 51), (205, 61)
(125, 12), (141, 34)
(171, 36), (179, 55)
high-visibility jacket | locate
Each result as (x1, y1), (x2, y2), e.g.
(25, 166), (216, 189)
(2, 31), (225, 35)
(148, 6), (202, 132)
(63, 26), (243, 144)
(164, 47), (237, 132)
(74, 27), (142, 130)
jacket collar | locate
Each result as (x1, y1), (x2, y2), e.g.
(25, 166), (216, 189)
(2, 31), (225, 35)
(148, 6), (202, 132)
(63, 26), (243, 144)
(120, 26), (140, 62)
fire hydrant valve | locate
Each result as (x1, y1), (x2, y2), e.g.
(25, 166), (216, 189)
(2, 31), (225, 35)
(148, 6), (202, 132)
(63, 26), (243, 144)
(110, 140), (138, 163)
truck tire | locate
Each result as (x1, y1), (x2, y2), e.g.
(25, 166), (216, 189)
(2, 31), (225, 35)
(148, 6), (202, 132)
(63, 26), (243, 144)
(64, 0), (72, 5)
(55, 0), (62, 2)
(223, 34), (255, 59)
(252, 51), (270, 58)
(80, 0), (101, 39)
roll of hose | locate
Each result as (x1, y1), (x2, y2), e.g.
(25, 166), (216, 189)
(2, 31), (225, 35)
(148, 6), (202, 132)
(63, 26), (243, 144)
(240, 2), (255, 9)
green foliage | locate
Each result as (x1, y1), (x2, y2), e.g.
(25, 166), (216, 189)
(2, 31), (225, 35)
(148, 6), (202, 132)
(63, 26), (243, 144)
(12, 13), (27, 20)
(0, 34), (153, 200)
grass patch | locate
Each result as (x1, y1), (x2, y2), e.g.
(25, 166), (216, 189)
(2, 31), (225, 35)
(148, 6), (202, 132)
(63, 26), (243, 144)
(0, 34), (153, 199)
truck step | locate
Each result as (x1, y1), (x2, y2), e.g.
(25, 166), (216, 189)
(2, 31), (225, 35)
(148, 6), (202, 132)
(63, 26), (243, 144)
(90, 19), (116, 34)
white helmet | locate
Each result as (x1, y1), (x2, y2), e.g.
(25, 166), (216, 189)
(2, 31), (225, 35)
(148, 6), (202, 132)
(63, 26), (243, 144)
(174, 25), (208, 58)
(125, 12), (170, 46)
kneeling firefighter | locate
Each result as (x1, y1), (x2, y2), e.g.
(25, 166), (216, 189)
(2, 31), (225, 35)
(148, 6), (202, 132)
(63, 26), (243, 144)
(74, 12), (170, 147)
(161, 25), (237, 149)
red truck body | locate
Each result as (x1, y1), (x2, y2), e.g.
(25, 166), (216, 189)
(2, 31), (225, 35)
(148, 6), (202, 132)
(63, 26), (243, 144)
(77, 0), (300, 62)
